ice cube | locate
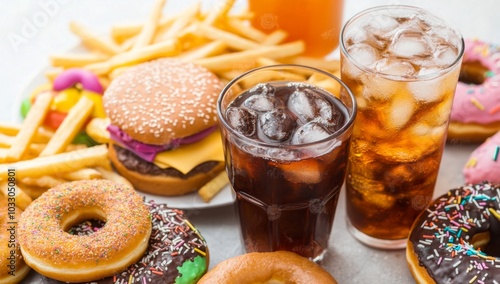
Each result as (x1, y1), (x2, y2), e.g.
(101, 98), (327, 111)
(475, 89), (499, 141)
(432, 45), (459, 67)
(291, 122), (331, 145)
(390, 31), (433, 59)
(271, 159), (322, 184)
(343, 26), (370, 45)
(387, 93), (416, 130)
(372, 58), (416, 77)
(408, 77), (443, 103)
(364, 192), (396, 210)
(362, 75), (394, 102)
(244, 95), (281, 112)
(374, 133), (440, 163)
(314, 95), (343, 130)
(226, 107), (257, 136)
(368, 14), (400, 37)
(287, 89), (317, 123)
(346, 43), (380, 67)
(249, 83), (275, 96)
(259, 108), (296, 142)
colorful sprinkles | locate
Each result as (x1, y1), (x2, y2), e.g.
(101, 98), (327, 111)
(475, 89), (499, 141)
(409, 182), (500, 283)
(450, 38), (500, 126)
(109, 200), (208, 284)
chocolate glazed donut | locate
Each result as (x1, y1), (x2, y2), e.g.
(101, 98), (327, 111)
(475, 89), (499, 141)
(407, 182), (500, 283)
(41, 201), (209, 284)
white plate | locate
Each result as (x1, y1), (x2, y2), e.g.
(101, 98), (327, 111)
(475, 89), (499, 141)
(16, 53), (236, 210)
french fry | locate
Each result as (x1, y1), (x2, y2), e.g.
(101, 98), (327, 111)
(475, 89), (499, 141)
(198, 171), (229, 203)
(195, 23), (260, 51)
(50, 53), (108, 68)
(15, 182), (47, 199)
(282, 56), (340, 73)
(194, 41), (305, 72)
(131, 0), (166, 50)
(111, 16), (176, 44)
(61, 168), (102, 181)
(85, 117), (111, 144)
(69, 21), (121, 55)
(239, 70), (306, 89)
(0, 123), (54, 144)
(262, 29), (289, 45)
(21, 175), (66, 189)
(154, 2), (200, 43)
(224, 18), (267, 42)
(0, 144), (109, 180)
(178, 40), (227, 62)
(7, 91), (52, 162)
(0, 181), (33, 211)
(40, 96), (94, 156)
(203, 0), (236, 25)
(85, 39), (181, 75)
(95, 167), (134, 188)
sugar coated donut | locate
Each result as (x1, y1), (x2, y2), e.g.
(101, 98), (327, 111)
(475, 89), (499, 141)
(464, 131), (500, 184)
(448, 39), (500, 142)
(17, 180), (152, 283)
(407, 182), (500, 283)
(0, 198), (30, 284)
(41, 200), (209, 284)
(198, 251), (337, 284)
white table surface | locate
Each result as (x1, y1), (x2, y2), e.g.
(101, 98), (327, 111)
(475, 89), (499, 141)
(1, 0), (499, 283)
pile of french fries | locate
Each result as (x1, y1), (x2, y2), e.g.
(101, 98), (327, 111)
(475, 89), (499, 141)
(46, 0), (340, 86)
(3, 0), (342, 205)
(0, 94), (131, 209)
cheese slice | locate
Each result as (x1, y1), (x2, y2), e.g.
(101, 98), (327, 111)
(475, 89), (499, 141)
(153, 129), (225, 174)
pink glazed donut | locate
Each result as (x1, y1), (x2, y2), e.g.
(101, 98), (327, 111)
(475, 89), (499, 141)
(463, 130), (500, 184)
(448, 39), (500, 143)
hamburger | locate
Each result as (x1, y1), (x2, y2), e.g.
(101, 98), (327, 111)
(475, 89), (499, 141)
(103, 58), (225, 196)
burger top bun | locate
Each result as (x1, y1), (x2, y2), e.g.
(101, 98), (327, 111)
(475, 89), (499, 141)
(103, 58), (223, 145)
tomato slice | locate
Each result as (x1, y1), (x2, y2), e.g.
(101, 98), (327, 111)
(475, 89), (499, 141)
(43, 111), (67, 130)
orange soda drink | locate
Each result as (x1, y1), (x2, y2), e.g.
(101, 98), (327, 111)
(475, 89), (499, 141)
(340, 6), (464, 249)
(248, 0), (344, 57)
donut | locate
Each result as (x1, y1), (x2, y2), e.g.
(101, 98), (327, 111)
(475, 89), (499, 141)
(40, 200), (209, 284)
(407, 182), (500, 283)
(0, 198), (30, 284)
(198, 251), (337, 284)
(463, 131), (500, 184)
(17, 180), (152, 283)
(448, 39), (500, 143)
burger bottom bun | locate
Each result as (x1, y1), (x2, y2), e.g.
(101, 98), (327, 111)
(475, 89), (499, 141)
(448, 121), (500, 143)
(108, 143), (225, 196)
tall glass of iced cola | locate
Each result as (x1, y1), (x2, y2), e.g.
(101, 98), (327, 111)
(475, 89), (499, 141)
(340, 5), (464, 248)
(217, 65), (356, 262)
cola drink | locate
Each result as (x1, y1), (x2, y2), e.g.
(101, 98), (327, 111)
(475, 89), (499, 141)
(340, 5), (464, 248)
(217, 65), (356, 262)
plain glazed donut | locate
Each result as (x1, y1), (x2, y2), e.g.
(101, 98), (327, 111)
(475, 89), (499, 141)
(448, 39), (500, 143)
(198, 251), (337, 284)
(41, 200), (209, 284)
(0, 198), (30, 284)
(407, 182), (500, 283)
(463, 131), (500, 184)
(18, 180), (152, 283)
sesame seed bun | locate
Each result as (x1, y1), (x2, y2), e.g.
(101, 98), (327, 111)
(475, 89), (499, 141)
(103, 59), (225, 196)
(103, 58), (223, 145)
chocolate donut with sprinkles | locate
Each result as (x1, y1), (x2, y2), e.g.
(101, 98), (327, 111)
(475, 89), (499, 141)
(407, 182), (500, 284)
(41, 200), (209, 284)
